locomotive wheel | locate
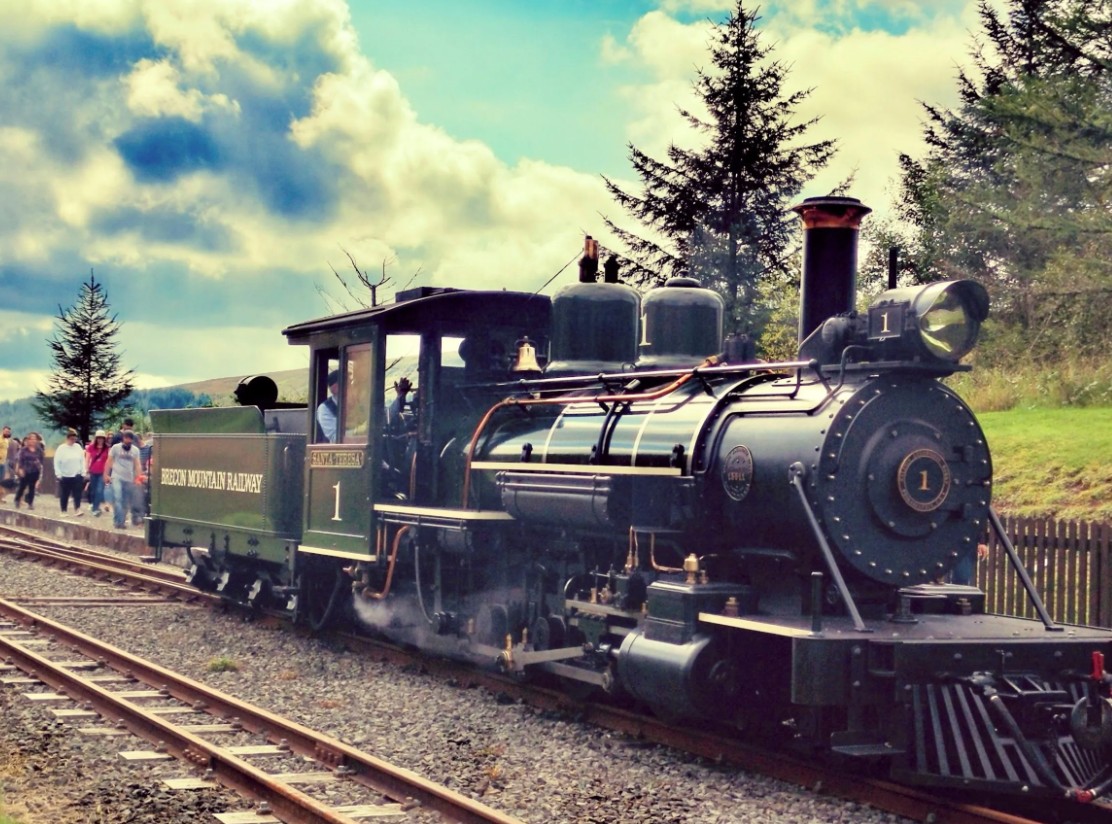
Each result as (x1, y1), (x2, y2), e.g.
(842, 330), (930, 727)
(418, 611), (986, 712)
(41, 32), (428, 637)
(302, 559), (347, 631)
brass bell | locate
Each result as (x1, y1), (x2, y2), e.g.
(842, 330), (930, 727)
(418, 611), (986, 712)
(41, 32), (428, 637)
(512, 336), (541, 373)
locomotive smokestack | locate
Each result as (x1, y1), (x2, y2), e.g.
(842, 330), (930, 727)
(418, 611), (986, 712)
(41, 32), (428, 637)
(791, 196), (871, 343)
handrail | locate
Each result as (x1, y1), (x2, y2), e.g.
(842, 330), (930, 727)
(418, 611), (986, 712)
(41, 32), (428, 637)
(460, 356), (721, 508)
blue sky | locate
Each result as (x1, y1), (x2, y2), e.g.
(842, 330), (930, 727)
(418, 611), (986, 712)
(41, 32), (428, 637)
(0, 0), (979, 403)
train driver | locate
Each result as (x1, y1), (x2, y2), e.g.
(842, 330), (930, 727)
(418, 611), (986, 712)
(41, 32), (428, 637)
(316, 369), (341, 443)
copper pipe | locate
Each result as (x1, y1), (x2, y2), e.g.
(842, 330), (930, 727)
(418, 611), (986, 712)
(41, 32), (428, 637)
(460, 356), (720, 508)
(408, 448), (418, 500)
(364, 525), (410, 601)
(625, 527), (638, 573)
(648, 532), (684, 574)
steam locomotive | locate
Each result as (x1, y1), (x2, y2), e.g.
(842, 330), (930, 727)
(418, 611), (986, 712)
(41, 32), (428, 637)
(146, 197), (1112, 802)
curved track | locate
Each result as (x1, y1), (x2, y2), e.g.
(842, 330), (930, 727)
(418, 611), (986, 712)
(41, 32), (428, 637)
(0, 595), (519, 824)
(2, 525), (1104, 824)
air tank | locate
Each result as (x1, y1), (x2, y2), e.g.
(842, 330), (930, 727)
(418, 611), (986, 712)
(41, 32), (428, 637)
(637, 277), (724, 370)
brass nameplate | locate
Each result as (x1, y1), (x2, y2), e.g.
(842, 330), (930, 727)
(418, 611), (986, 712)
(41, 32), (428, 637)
(310, 449), (366, 469)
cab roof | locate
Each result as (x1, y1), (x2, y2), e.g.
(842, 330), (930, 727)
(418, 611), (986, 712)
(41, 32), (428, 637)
(282, 287), (551, 345)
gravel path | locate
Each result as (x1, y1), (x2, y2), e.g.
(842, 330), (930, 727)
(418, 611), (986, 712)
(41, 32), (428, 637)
(0, 506), (912, 824)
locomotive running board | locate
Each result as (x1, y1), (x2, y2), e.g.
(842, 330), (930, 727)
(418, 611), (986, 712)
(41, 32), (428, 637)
(373, 503), (514, 528)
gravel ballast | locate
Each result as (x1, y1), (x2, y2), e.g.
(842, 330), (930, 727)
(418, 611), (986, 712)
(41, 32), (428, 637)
(0, 509), (911, 823)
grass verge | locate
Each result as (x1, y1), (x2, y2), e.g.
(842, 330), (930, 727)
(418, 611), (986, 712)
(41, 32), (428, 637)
(977, 406), (1112, 522)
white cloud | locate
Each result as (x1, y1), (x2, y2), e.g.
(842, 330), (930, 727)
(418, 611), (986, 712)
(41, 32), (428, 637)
(769, 13), (973, 208)
(0, 0), (983, 405)
(603, 11), (715, 160)
(123, 58), (238, 121)
(287, 57), (610, 288)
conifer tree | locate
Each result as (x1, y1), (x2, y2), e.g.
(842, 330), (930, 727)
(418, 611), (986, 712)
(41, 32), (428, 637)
(892, 0), (1112, 358)
(33, 273), (135, 442)
(602, 0), (835, 338)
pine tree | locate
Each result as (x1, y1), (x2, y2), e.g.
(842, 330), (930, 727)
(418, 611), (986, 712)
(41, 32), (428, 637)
(602, 1), (835, 339)
(33, 273), (135, 442)
(894, 0), (1112, 358)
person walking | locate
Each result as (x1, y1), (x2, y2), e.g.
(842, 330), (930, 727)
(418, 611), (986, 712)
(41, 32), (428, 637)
(104, 430), (141, 529)
(112, 418), (146, 524)
(0, 425), (12, 503)
(53, 428), (86, 515)
(111, 418), (143, 447)
(13, 432), (44, 510)
(84, 430), (110, 516)
(4, 431), (19, 488)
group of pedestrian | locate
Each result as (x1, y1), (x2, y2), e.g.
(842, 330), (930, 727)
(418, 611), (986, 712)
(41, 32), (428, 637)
(0, 426), (45, 510)
(0, 418), (150, 530)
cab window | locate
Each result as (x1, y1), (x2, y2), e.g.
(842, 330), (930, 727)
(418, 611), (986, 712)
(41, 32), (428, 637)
(314, 351), (340, 443)
(313, 344), (373, 445)
(341, 343), (372, 444)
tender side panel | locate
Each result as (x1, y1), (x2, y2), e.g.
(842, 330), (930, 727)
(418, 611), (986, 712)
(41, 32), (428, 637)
(150, 413), (305, 565)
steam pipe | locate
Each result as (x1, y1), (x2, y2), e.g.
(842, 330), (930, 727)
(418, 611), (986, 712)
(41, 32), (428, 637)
(362, 526), (410, 601)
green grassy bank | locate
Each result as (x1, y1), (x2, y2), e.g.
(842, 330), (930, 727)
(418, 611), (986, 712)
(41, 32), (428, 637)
(977, 406), (1112, 522)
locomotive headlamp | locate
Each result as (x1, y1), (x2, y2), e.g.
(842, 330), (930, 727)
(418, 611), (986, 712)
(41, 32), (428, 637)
(867, 280), (989, 365)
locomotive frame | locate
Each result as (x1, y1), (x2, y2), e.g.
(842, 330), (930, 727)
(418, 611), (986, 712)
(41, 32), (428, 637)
(146, 197), (1112, 804)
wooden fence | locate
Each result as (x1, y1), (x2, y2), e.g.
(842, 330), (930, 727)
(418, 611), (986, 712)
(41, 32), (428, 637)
(977, 515), (1112, 628)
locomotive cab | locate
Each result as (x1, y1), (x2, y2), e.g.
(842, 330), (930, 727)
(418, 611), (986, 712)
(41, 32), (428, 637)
(282, 288), (552, 573)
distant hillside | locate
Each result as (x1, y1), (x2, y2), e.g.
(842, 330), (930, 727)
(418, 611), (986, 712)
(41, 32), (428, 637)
(172, 356), (419, 406)
(175, 368), (308, 405)
(5, 354), (434, 439)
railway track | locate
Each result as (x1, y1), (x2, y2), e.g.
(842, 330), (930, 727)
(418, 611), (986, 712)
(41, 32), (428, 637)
(0, 596), (519, 824)
(337, 632), (1078, 824)
(0, 525), (1104, 824)
(0, 524), (202, 597)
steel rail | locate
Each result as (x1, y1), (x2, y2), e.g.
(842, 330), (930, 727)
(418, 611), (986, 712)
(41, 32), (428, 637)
(0, 528), (185, 579)
(0, 539), (208, 602)
(335, 631), (1056, 824)
(0, 527), (1076, 823)
(0, 597), (518, 824)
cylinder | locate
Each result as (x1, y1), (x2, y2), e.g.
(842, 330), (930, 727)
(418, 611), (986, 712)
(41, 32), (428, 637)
(617, 631), (724, 718)
(791, 196), (871, 344)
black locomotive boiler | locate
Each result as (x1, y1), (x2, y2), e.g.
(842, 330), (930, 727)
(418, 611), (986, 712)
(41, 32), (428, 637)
(146, 197), (1112, 802)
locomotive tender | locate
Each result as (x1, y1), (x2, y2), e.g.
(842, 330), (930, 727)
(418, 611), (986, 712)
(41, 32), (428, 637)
(147, 197), (1112, 801)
